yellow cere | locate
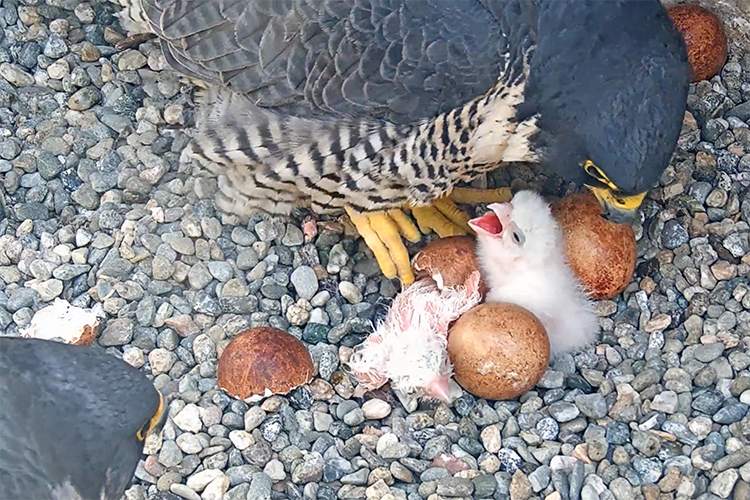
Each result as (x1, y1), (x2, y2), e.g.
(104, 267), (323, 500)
(583, 160), (647, 210)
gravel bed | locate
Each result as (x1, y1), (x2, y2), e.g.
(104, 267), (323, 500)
(2, 2), (750, 500)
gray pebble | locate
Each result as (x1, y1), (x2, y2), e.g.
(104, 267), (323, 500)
(529, 465), (551, 492)
(548, 402), (580, 422)
(694, 343), (725, 362)
(291, 266), (319, 300)
(246, 472), (272, 500)
(574, 394), (608, 419)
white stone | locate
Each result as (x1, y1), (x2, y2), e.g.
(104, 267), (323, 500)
(170, 484), (200, 500)
(264, 459), (287, 481)
(201, 474), (229, 500)
(362, 398), (392, 419)
(228, 430), (254, 450)
(173, 404), (203, 433)
(122, 347), (144, 368)
(688, 416), (713, 441)
(480, 424), (502, 454)
(186, 469), (224, 492)
(650, 390), (679, 414)
(176, 433), (203, 454)
(709, 469), (738, 499)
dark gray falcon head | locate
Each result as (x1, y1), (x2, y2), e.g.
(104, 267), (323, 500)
(517, 0), (691, 223)
(0, 337), (166, 500)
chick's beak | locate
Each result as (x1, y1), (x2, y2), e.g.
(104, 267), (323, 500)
(586, 185), (645, 225)
(424, 375), (452, 401)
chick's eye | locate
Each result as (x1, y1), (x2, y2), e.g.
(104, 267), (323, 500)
(512, 231), (524, 245)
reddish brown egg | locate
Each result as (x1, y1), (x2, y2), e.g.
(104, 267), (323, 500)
(448, 302), (550, 400)
(217, 327), (314, 401)
(551, 192), (637, 300)
(668, 4), (727, 82)
(412, 235), (489, 297)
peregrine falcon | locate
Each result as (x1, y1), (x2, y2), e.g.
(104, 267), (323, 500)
(0, 337), (166, 500)
(116, 0), (691, 284)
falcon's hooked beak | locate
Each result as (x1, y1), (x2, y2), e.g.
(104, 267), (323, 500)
(137, 390), (168, 442)
(582, 161), (646, 225)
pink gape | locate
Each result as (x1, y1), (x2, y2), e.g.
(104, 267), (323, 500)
(348, 271), (482, 402)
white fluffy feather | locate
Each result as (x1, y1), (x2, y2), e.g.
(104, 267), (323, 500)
(470, 190), (600, 356)
(348, 272), (482, 399)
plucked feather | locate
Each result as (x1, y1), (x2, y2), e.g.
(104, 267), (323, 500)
(348, 271), (482, 400)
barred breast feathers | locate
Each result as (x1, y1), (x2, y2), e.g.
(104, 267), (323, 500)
(189, 68), (537, 216)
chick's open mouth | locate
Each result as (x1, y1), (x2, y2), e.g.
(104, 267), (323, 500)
(472, 211), (503, 235)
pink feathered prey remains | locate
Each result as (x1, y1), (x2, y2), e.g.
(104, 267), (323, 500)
(347, 272), (482, 402)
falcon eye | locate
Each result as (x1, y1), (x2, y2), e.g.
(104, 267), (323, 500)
(584, 163), (605, 181)
(583, 160), (619, 191)
(137, 391), (166, 441)
(136, 420), (151, 442)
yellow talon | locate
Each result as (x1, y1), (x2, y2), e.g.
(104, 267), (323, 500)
(344, 206), (416, 286)
(368, 213), (415, 285)
(411, 205), (469, 238)
(344, 207), (398, 279)
(449, 187), (512, 205)
(344, 188), (512, 285)
(387, 209), (421, 243)
(433, 198), (472, 233)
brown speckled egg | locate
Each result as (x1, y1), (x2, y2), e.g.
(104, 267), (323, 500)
(448, 303), (550, 400)
(668, 4), (727, 82)
(551, 192), (637, 300)
(217, 327), (314, 401)
(412, 235), (489, 297)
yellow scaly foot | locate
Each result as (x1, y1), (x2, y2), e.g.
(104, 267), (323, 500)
(344, 187), (512, 286)
(344, 206), (421, 285)
(409, 187), (512, 237)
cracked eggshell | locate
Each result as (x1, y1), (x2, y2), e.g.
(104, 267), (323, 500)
(448, 302), (550, 400)
(668, 4), (727, 82)
(20, 298), (101, 346)
(412, 235), (489, 297)
(217, 327), (314, 402)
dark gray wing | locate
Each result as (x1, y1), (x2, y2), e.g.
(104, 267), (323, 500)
(140, 0), (523, 124)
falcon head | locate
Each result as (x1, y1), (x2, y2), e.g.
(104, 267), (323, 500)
(518, 0), (691, 224)
(0, 337), (167, 500)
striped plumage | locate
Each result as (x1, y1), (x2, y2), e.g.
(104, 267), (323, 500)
(191, 76), (534, 217)
(119, 0), (538, 217)
(115, 0), (691, 283)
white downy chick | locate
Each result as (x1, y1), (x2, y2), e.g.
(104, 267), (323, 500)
(347, 272), (483, 403)
(468, 190), (599, 356)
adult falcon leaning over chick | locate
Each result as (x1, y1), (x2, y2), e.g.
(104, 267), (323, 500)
(0, 337), (167, 500)
(116, 0), (691, 285)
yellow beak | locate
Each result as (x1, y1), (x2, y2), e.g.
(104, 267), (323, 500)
(586, 184), (646, 224)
